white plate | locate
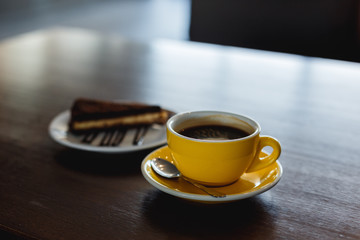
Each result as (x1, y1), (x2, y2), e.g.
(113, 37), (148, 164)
(141, 146), (283, 203)
(49, 110), (169, 153)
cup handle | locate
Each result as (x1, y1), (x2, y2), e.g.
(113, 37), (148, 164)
(246, 136), (281, 172)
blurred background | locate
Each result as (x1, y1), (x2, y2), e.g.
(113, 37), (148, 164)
(0, 0), (191, 41)
(0, 0), (359, 62)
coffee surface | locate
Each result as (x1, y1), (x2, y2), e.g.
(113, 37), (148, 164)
(178, 124), (250, 140)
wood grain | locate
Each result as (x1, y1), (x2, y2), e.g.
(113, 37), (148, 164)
(0, 28), (359, 240)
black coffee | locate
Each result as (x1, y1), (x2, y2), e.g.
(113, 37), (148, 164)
(178, 125), (250, 140)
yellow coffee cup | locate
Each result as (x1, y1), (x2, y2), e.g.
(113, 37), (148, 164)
(166, 111), (281, 186)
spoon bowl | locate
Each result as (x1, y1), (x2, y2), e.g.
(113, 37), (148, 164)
(150, 158), (226, 198)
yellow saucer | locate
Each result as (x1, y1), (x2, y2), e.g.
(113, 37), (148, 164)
(141, 146), (283, 203)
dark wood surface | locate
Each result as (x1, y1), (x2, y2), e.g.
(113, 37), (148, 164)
(0, 28), (359, 240)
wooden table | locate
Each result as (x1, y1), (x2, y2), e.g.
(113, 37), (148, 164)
(0, 28), (359, 240)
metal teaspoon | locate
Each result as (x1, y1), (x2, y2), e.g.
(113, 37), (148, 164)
(150, 158), (226, 198)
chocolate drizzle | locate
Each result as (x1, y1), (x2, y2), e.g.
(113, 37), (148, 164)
(81, 126), (149, 146)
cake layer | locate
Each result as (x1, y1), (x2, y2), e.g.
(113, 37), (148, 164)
(69, 98), (169, 133)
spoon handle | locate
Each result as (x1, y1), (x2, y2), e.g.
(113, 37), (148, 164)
(182, 177), (226, 198)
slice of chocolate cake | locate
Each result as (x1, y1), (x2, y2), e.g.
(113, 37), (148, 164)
(69, 98), (169, 134)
